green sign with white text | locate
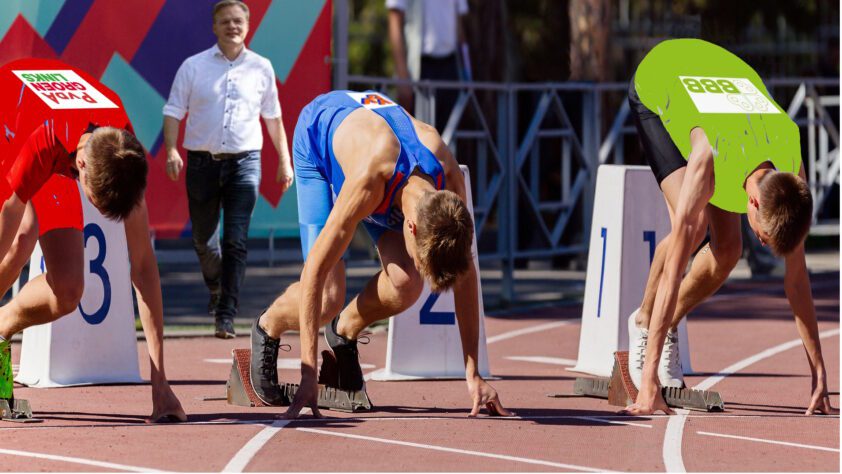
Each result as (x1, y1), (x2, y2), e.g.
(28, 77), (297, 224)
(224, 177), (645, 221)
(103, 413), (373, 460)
(634, 39), (801, 213)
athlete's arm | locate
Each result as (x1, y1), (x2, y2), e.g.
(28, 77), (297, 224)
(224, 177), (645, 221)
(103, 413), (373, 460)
(124, 199), (186, 422)
(782, 166), (836, 415)
(624, 127), (714, 416)
(441, 152), (510, 416)
(1, 123), (62, 260)
(285, 173), (383, 419)
(0, 193), (26, 264)
(442, 157), (482, 377)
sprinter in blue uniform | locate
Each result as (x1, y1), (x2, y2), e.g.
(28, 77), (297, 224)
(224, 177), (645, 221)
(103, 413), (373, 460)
(250, 91), (509, 418)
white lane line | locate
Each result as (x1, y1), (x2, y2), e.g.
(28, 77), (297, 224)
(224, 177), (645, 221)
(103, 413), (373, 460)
(697, 431), (840, 453)
(662, 328), (840, 472)
(695, 328), (840, 392)
(662, 409), (689, 472)
(296, 427), (613, 472)
(0, 448), (162, 472)
(222, 420), (289, 473)
(204, 358), (375, 370)
(486, 320), (571, 344)
(223, 368), (378, 472)
(1, 413), (835, 433)
(573, 416), (652, 428)
(506, 356), (577, 366)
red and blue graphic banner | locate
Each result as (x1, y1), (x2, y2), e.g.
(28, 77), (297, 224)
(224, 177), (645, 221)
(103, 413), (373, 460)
(0, 0), (332, 238)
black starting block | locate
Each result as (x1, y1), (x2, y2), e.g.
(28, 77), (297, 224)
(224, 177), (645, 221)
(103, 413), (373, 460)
(1, 398), (42, 423)
(570, 351), (725, 412)
(226, 348), (372, 413)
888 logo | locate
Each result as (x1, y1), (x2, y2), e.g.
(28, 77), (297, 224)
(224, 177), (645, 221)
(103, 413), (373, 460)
(678, 76), (776, 114)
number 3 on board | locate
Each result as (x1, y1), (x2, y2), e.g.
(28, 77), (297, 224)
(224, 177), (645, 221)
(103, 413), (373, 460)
(78, 223), (111, 325)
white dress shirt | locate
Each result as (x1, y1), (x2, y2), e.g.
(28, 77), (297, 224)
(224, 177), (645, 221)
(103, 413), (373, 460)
(387, 0), (468, 57)
(163, 44), (281, 154)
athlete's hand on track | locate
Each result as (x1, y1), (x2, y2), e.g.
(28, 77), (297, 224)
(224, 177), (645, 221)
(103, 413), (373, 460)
(806, 375), (838, 415)
(620, 383), (674, 416)
(467, 376), (512, 417)
(284, 373), (322, 419)
(148, 381), (187, 423)
(166, 150), (184, 181)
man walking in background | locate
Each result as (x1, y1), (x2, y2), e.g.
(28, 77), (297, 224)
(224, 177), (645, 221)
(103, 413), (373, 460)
(163, 0), (294, 338)
(388, 0), (471, 133)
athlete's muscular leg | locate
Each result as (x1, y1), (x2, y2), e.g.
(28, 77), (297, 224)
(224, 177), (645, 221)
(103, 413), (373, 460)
(336, 231), (424, 340)
(0, 205), (38, 295)
(0, 228), (84, 339)
(667, 204), (741, 329)
(259, 262), (346, 338)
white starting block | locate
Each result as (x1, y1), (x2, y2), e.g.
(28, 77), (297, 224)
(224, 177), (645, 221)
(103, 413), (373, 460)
(369, 165), (491, 380)
(15, 182), (142, 387)
(571, 165), (693, 377)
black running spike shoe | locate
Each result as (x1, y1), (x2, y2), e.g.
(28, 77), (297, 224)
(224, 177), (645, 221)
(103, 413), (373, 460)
(324, 316), (365, 391)
(249, 317), (287, 405)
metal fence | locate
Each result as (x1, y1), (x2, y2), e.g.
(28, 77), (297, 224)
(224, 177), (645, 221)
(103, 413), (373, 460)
(346, 75), (840, 304)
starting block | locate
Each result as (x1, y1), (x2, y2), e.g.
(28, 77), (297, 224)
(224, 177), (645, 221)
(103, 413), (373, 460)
(572, 351), (724, 412)
(0, 398), (42, 423)
(226, 349), (372, 413)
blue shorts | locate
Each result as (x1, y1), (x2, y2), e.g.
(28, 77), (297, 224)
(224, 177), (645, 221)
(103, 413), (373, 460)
(292, 105), (394, 261)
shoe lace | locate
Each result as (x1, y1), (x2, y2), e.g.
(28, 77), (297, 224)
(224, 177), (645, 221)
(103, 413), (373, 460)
(260, 338), (280, 379)
(356, 331), (372, 345)
(663, 334), (681, 372)
(634, 331), (648, 371)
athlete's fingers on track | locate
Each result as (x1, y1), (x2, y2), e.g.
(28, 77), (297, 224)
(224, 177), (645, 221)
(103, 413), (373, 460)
(469, 403), (480, 417)
(488, 397), (512, 417)
(284, 402), (304, 419)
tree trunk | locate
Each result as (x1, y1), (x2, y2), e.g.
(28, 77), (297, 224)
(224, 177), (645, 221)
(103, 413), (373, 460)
(569, 0), (611, 81)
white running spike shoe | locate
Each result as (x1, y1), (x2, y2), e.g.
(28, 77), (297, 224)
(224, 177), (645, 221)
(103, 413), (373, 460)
(659, 329), (685, 388)
(627, 309), (686, 389)
(627, 309), (647, 389)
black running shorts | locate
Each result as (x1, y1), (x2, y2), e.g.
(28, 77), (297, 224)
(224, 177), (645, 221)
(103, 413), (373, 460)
(628, 77), (687, 186)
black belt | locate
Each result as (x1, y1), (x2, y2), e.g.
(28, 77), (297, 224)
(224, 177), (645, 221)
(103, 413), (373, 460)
(190, 150), (254, 161)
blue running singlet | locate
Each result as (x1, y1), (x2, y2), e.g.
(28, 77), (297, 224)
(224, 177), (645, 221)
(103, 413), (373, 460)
(292, 90), (446, 259)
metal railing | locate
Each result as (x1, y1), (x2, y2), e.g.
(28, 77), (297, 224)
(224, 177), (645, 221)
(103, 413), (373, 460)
(348, 75), (840, 304)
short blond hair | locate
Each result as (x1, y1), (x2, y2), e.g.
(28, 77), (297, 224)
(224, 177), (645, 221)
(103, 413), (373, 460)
(758, 172), (813, 255)
(414, 190), (474, 292)
(213, 0), (249, 21)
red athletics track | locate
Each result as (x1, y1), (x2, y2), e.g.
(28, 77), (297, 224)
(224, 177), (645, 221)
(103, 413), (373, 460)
(2, 271), (838, 472)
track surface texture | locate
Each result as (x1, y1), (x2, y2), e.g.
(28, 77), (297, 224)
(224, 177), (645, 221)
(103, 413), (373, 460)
(2, 272), (839, 472)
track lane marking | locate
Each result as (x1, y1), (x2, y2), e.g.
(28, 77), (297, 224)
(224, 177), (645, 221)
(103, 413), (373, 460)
(694, 329), (840, 392)
(221, 366), (381, 472)
(0, 413), (834, 432)
(296, 427), (614, 472)
(0, 448), (162, 472)
(506, 355), (577, 366)
(662, 408), (689, 472)
(486, 320), (571, 344)
(663, 327), (840, 472)
(573, 416), (652, 428)
(696, 431), (840, 453)
(222, 420), (289, 473)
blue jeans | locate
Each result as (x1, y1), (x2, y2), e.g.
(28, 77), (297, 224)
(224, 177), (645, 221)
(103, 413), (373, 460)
(186, 150), (260, 320)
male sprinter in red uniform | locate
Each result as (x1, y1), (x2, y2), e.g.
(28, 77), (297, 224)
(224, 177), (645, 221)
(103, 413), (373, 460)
(0, 58), (185, 423)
